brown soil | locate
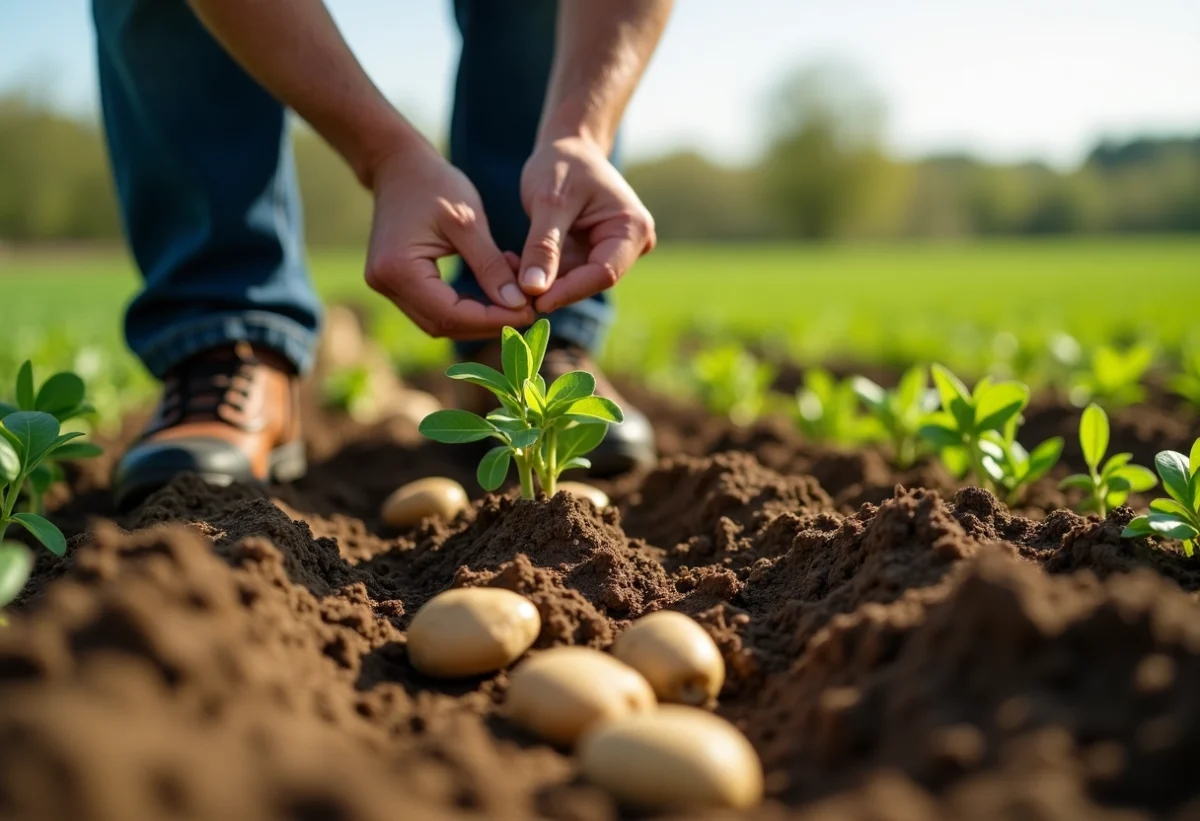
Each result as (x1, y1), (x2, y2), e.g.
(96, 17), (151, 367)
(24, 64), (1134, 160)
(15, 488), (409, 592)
(2, 377), (1200, 820)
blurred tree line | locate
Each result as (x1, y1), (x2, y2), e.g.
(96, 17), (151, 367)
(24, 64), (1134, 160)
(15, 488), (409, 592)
(2, 65), (1198, 245)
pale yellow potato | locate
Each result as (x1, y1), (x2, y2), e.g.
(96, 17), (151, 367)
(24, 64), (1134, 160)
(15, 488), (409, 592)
(557, 482), (610, 508)
(505, 647), (656, 747)
(579, 705), (764, 810)
(611, 611), (725, 706)
(407, 588), (541, 678)
(381, 477), (468, 528)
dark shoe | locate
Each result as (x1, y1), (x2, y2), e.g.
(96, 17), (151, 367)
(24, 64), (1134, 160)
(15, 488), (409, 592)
(461, 340), (656, 476)
(113, 342), (306, 511)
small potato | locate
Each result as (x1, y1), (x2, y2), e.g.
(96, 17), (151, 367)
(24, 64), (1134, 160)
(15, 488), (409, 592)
(557, 482), (610, 508)
(579, 705), (764, 810)
(407, 588), (541, 678)
(612, 611), (724, 706)
(505, 647), (656, 747)
(382, 477), (468, 528)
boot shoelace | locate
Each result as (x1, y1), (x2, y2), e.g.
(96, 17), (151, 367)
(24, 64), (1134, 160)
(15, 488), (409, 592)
(153, 351), (257, 432)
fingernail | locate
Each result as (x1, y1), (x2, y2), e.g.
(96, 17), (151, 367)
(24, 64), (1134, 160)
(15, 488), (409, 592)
(522, 267), (547, 290)
(499, 283), (526, 308)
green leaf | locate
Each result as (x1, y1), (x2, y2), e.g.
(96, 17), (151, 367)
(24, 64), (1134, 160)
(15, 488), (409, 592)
(15, 362), (34, 411)
(47, 441), (103, 461)
(1100, 453), (1133, 478)
(1146, 513), (1200, 541)
(1, 411), (60, 462)
(1109, 465), (1157, 494)
(919, 421), (962, 449)
(980, 454), (1007, 485)
(1121, 516), (1154, 539)
(565, 396), (624, 424)
(523, 379), (547, 417)
(38, 432), (85, 463)
(486, 412), (527, 436)
(445, 363), (514, 399)
(26, 462), (59, 498)
(1155, 450), (1192, 506)
(57, 401), (96, 423)
(1026, 437), (1064, 481)
(1059, 474), (1095, 491)
(0, 402), (17, 420)
(0, 543), (33, 608)
(1107, 476), (1132, 493)
(1151, 498), (1193, 519)
(501, 327), (532, 392)
(896, 367), (927, 413)
(0, 438), (18, 484)
(559, 457), (592, 473)
(524, 319), (551, 376)
(12, 513), (66, 556)
(931, 365), (971, 411)
(477, 446), (512, 491)
(546, 371), (597, 409)
(941, 445), (971, 479)
(1191, 438), (1200, 478)
(509, 428), (541, 450)
(851, 377), (886, 411)
(558, 422), (609, 461)
(974, 382), (1030, 434)
(1079, 404), (1108, 474)
(418, 410), (499, 444)
(35, 372), (86, 418)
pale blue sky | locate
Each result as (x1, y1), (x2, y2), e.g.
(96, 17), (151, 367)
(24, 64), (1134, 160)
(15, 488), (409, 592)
(2, 0), (1198, 168)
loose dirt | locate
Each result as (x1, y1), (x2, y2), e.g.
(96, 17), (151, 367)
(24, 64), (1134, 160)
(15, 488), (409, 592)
(2, 379), (1199, 820)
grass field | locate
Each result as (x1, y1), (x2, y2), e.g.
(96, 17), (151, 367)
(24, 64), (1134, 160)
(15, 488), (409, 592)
(2, 237), (1198, 384)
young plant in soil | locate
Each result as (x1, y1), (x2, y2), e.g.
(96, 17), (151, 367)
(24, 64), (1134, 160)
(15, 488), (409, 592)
(1059, 403), (1157, 517)
(2, 361), (103, 515)
(689, 344), (776, 427)
(1069, 342), (1154, 408)
(920, 364), (1062, 502)
(1168, 337), (1200, 410)
(419, 319), (622, 499)
(852, 366), (938, 468)
(1122, 439), (1200, 557)
(795, 368), (882, 446)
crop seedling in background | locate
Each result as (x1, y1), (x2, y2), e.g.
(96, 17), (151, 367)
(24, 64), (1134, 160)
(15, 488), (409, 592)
(1168, 336), (1200, 411)
(419, 320), (622, 499)
(1, 362), (104, 515)
(795, 368), (882, 447)
(689, 344), (776, 427)
(852, 367), (938, 468)
(1069, 342), (1154, 408)
(1059, 404), (1157, 517)
(1121, 439), (1200, 557)
(920, 364), (1062, 502)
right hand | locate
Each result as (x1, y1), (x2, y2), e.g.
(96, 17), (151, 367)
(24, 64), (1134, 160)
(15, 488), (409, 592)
(363, 143), (536, 339)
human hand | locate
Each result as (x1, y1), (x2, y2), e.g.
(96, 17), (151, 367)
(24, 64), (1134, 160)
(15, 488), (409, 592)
(517, 137), (656, 313)
(363, 143), (536, 339)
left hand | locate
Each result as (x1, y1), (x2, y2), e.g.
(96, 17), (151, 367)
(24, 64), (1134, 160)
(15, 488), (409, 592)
(517, 137), (656, 313)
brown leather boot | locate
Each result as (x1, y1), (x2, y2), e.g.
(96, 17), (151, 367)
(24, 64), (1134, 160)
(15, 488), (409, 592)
(460, 340), (656, 476)
(112, 342), (306, 511)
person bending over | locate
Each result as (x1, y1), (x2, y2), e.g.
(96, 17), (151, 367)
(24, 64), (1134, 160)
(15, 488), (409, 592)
(92, 0), (673, 509)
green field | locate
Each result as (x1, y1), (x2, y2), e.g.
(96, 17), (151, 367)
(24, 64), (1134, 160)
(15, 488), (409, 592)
(2, 238), (1197, 394)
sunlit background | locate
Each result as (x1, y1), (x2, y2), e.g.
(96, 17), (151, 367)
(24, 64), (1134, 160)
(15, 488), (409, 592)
(1, 0), (1198, 424)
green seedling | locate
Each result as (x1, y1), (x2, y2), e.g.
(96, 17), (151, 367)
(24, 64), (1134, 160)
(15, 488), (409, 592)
(0, 542), (33, 619)
(977, 424), (1064, 505)
(690, 344), (776, 426)
(1059, 404), (1157, 517)
(1, 361), (103, 515)
(419, 319), (622, 499)
(920, 364), (1060, 501)
(0, 411), (84, 557)
(795, 367), (882, 446)
(1069, 343), (1154, 408)
(1168, 338), (1200, 410)
(852, 366), (938, 467)
(1121, 439), (1200, 557)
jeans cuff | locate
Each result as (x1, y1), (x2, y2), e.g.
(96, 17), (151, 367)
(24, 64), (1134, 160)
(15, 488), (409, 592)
(136, 310), (318, 378)
(453, 299), (612, 359)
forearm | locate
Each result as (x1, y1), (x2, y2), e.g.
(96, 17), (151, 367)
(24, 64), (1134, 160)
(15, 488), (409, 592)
(538, 0), (673, 153)
(187, 0), (427, 187)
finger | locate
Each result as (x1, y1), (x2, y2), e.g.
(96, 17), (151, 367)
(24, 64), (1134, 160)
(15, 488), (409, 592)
(440, 206), (529, 311)
(368, 256), (534, 339)
(520, 189), (578, 297)
(503, 251), (521, 271)
(534, 227), (648, 314)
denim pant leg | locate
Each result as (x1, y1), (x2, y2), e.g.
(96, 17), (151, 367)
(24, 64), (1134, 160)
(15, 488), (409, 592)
(449, 0), (614, 357)
(93, 0), (321, 379)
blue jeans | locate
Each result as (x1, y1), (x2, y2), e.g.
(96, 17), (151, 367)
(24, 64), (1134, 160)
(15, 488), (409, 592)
(93, 0), (613, 378)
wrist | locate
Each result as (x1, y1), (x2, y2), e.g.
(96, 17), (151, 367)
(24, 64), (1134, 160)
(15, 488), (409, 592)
(536, 103), (615, 155)
(348, 113), (433, 191)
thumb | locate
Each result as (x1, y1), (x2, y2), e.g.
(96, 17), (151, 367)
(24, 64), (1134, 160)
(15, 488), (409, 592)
(442, 209), (529, 311)
(519, 202), (577, 297)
